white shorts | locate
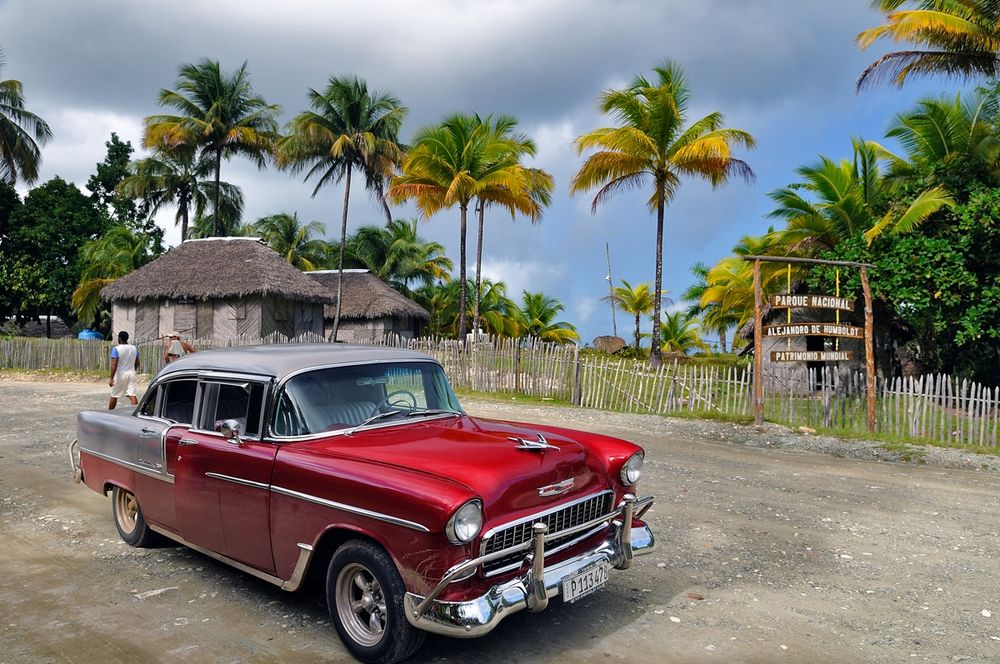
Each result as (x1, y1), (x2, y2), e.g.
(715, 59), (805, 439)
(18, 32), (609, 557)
(111, 371), (138, 398)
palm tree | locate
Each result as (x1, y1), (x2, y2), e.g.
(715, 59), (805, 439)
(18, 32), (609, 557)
(389, 113), (529, 342)
(0, 49), (52, 184)
(857, 1), (1000, 90)
(682, 262), (736, 353)
(659, 310), (710, 354)
(768, 139), (953, 247)
(117, 148), (243, 242)
(515, 291), (579, 344)
(874, 91), (1000, 182)
(342, 218), (452, 292)
(251, 212), (329, 270)
(470, 115), (553, 335)
(601, 279), (658, 350)
(144, 59), (280, 235)
(700, 234), (785, 349)
(279, 75), (407, 341)
(572, 60), (755, 366)
(427, 277), (519, 338)
(71, 226), (158, 327)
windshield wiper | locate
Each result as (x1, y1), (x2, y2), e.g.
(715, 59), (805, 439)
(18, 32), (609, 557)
(345, 409), (401, 435)
(405, 408), (462, 419)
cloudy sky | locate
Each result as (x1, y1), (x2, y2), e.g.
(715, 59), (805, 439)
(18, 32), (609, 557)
(1, 0), (961, 344)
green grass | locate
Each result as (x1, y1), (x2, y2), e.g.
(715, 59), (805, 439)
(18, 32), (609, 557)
(453, 387), (574, 408)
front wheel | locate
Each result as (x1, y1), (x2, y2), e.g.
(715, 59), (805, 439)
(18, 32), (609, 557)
(327, 540), (425, 664)
(111, 486), (158, 547)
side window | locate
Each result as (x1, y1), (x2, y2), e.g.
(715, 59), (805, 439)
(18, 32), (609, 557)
(138, 385), (160, 417)
(162, 380), (198, 424)
(199, 381), (266, 438)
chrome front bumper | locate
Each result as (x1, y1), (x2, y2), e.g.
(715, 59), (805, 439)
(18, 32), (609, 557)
(404, 495), (655, 638)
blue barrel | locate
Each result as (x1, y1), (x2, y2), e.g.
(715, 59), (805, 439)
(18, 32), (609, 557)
(78, 329), (105, 340)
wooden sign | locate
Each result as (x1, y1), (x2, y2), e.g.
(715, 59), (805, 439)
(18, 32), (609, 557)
(770, 350), (854, 363)
(763, 323), (864, 339)
(770, 294), (854, 311)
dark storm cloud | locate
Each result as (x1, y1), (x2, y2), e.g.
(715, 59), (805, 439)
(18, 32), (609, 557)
(1, 0), (928, 343)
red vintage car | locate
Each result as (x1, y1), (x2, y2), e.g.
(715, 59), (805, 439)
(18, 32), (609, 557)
(72, 344), (654, 663)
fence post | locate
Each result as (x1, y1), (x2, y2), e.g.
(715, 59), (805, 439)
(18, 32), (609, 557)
(572, 344), (582, 406)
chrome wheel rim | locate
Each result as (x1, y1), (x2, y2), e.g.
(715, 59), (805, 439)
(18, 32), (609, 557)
(114, 489), (138, 534)
(335, 563), (387, 647)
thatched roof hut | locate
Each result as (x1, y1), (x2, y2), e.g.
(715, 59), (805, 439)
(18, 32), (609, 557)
(103, 238), (331, 343)
(306, 270), (429, 341)
(102, 237), (332, 304)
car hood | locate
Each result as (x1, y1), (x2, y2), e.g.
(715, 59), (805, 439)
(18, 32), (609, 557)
(297, 415), (609, 518)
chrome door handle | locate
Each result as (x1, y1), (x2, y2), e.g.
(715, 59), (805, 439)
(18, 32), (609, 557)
(178, 438), (198, 447)
(141, 427), (157, 434)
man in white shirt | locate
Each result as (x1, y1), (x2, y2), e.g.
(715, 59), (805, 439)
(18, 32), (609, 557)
(108, 331), (140, 409)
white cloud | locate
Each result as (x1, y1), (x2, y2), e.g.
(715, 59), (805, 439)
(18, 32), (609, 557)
(480, 258), (569, 302)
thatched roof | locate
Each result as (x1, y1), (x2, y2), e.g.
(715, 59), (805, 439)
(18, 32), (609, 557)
(306, 270), (430, 321)
(102, 238), (334, 304)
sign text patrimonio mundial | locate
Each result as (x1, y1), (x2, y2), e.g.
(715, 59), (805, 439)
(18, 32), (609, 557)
(770, 294), (855, 311)
(763, 323), (864, 339)
(770, 350), (855, 363)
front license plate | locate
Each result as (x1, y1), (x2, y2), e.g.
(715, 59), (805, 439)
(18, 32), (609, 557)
(562, 561), (610, 603)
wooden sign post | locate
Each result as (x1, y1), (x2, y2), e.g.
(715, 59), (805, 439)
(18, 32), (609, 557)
(745, 255), (876, 432)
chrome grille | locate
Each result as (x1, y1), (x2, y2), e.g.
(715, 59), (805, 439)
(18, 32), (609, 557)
(481, 491), (614, 576)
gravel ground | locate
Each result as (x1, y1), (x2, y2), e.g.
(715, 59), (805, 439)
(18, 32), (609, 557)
(2, 378), (999, 663)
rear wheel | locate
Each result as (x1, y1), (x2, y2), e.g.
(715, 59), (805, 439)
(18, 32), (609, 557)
(111, 486), (157, 547)
(327, 540), (425, 664)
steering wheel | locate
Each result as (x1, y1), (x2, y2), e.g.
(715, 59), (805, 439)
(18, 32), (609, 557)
(375, 389), (418, 413)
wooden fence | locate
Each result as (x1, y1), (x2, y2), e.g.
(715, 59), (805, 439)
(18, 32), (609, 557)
(2, 334), (997, 448)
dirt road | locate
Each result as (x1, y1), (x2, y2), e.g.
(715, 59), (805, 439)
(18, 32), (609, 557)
(2, 380), (999, 663)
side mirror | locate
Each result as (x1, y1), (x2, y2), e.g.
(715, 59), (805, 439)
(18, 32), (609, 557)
(219, 419), (242, 445)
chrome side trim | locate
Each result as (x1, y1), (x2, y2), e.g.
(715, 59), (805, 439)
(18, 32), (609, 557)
(147, 525), (313, 592)
(80, 448), (174, 484)
(480, 490), (614, 543)
(270, 485), (430, 533)
(204, 472), (270, 491)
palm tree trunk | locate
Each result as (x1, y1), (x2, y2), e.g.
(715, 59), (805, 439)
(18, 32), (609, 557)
(458, 204), (468, 344)
(719, 329), (727, 354)
(180, 196), (189, 243)
(473, 200), (484, 339)
(333, 167), (352, 342)
(650, 186), (665, 368)
(634, 313), (641, 350)
(213, 149), (222, 236)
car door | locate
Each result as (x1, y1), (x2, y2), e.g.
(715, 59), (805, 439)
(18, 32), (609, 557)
(129, 381), (182, 528)
(174, 377), (278, 573)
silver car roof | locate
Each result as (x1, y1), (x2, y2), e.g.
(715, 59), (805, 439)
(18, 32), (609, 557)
(155, 343), (439, 382)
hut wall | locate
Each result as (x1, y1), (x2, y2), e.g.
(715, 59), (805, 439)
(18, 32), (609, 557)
(173, 301), (197, 337)
(333, 317), (416, 342)
(197, 301), (214, 339)
(237, 298), (262, 337)
(111, 303), (135, 340)
(294, 302), (323, 337)
(133, 301), (160, 344)
(213, 299), (240, 340)
(261, 296), (294, 339)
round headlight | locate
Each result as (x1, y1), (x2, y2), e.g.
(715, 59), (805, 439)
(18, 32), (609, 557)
(446, 500), (483, 544)
(620, 452), (644, 485)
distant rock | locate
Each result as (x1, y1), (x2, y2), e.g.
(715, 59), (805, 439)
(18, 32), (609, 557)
(593, 335), (627, 354)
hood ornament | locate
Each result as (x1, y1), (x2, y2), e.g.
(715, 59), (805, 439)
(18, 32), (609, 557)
(537, 478), (575, 497)
(508, 433), (560, 452)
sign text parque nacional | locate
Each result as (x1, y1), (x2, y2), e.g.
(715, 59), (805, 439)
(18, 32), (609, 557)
(770, 294), (854, 311)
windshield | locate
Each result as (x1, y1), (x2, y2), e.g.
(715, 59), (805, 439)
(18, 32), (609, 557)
(272, 361), (462, 437)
